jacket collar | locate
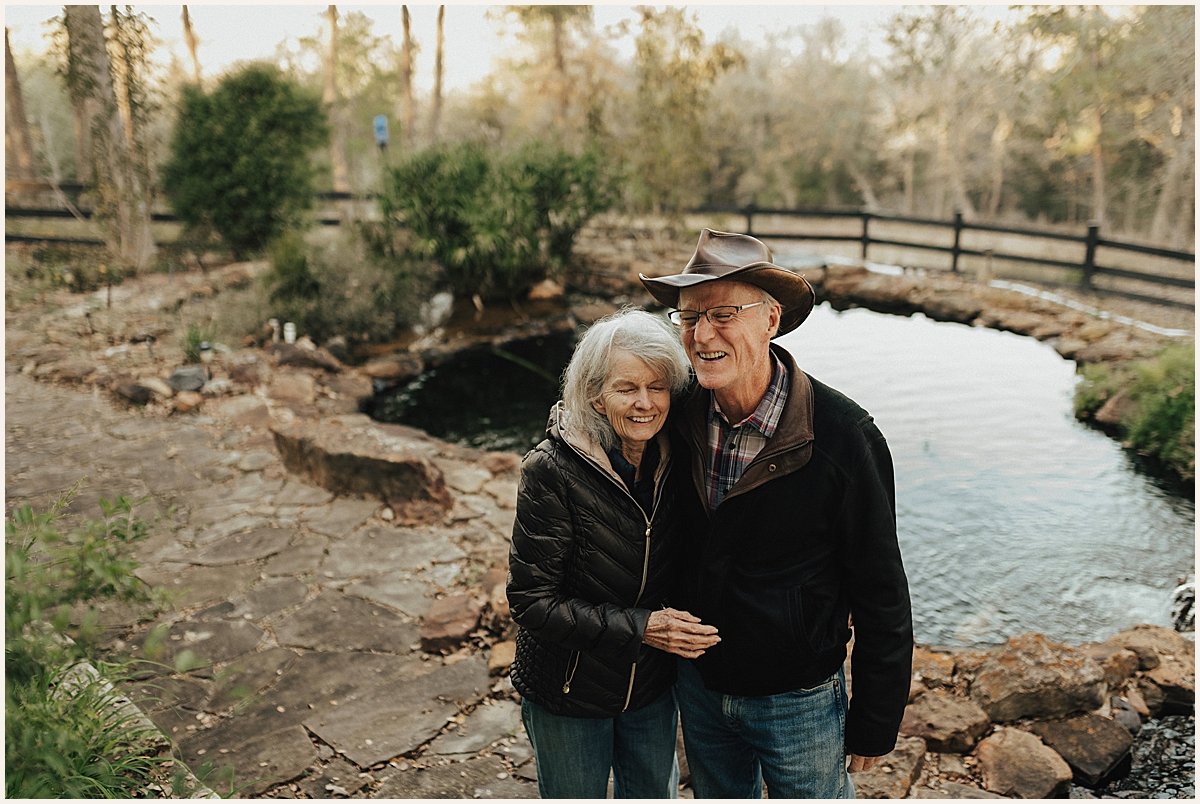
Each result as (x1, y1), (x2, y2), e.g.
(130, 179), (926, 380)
(675, 343), (815, 509)
(547, 400), (672, 491)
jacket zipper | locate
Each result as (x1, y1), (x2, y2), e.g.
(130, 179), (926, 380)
(564, 442), (663, 711)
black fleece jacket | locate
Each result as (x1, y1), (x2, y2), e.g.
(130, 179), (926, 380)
(672, 344), (914, 757)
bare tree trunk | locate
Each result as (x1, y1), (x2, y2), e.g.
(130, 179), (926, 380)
(551, 12), (568, 127)
(1149, 110), (1193, 243)
(324, 5), (349, 191)
(429, 5), (444, 143)
(847, 165), (881, 210)
(63, 5), (155, 271)
(902, 147), (915, 215)
(398, 5), (415, 148)
(5, 27), (38, 180)
(986, 113), (1012, 218)
(110, 6), (136, 151)
(181, 5), (201, 82)
(1089, 106), (1106, 226)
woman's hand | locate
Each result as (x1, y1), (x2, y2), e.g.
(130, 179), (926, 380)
(642, 608), (720, 658)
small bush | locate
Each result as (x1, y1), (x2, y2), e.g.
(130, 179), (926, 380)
(379, 141), (614, 300)
(1075, 342), (1195, 481)
(161, 64), (328, 258)
(260, 227), (434, 346)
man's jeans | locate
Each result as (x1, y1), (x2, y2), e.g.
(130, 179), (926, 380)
(520, 690), (680, 798)
(675, 659), (855, 799)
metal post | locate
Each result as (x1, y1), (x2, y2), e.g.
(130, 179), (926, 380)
(1082, 221), (1100, 289)
(861, 211), (871, 260)
(951, 210), (964, 274)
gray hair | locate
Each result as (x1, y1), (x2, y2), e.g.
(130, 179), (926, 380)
(562, 308), (691, 450)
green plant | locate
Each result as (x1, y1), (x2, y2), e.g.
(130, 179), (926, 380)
(161, 64), (328, 258)
(181, 321), (215, 364)
(4, 490), (205, 797)
(1074, 342), (1195, 481)
(379, 141), (613, 300)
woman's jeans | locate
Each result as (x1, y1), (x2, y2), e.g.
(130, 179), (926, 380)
(674, 659), (855, 799)
(520, 690), (680, 799)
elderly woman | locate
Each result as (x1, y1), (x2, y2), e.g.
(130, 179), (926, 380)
(507, 308), (721, 799)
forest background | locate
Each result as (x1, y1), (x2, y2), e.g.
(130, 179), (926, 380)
(5, 2), (1195, 253)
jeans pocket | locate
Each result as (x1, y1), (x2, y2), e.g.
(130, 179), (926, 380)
(786, 673), (837, 697)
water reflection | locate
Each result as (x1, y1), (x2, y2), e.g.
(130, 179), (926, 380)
(372, 303), (1195, 647)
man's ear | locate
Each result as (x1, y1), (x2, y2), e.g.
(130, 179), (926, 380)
(767, 302), (782, 337)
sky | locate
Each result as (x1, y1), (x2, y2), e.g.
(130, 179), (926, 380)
(2, 2), (1029, 94)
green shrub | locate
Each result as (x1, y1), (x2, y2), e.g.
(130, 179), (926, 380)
(1074, 342), (1195, 481)
(261, 227), (434, 345)
(161, 64), (328, 258)
(379, 141), (614, 300)
(4, 491), (194, 797)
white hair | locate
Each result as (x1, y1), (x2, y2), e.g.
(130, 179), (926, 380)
(561, 308), (691, 450)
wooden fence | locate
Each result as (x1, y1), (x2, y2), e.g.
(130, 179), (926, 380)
(6, 186), (1194, 309)
(692, 205), (1195, 310)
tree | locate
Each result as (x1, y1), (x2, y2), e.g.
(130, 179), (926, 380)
(502, 6), (593, 128)
(323, 5), (350, 191)
(5, 27), (39, 180)
(61, 5), (156, 271)
(429, 5), (444, 143)
(397, 6), (416, 148)
(181, 5), (201, 82)
(161, 64), (328, 256)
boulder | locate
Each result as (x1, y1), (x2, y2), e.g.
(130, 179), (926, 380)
(268, 371), (317, 404)
(136, 376), (175, 399)
(1093, 390), (1136, 429)
(1109, 695), (1142, 736)
(912, 646), (957, 689)
(269, 341), (343, 372)
(527, 278), (565, 300)
(362, 352), (424, 382)
(114, 380), (154, 406)
(420, 594), (484, 653)
(850, 735), (926, 799)
(1102, 623), (1194, 671)
(167, 364), (208, 392)
(1083, 643), (1141, 687)
(901, 689), (991, 753)
(1143, 656), (1195, 715)
(488, 640), (516, 675)
(173, 391), (204, 414)
(1026, 713), (1133, 788)
(969, 634), (1106, 722)
(911, 781), (1005, 799)
(270, 415), (452, 524)
(975, 727), (1072, 799)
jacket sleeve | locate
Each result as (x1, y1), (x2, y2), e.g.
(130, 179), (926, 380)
(839, 416), (914, 757)
(506, 446), (650, 663)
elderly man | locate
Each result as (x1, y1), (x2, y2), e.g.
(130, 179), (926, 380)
(640, 229), (913, 799)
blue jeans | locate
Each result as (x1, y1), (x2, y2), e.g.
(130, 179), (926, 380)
(520, 690), (680, 799)
(675, 659), (854, 799)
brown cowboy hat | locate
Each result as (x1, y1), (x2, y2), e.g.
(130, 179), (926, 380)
(639, 228), (817, 337)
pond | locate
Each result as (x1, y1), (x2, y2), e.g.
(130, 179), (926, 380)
(369, 303), (1195, 648)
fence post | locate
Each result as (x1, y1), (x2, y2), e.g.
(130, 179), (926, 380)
(1082, 221), (1100, 289)
(951, 210), (964, 274)
(745, 202), (755, 236)
(860, 211), (871, 261)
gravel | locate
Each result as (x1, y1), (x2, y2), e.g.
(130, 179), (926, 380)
(1091, 715), (1195, 799)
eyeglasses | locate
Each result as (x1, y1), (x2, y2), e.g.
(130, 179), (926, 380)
(668, 302), (766, 328)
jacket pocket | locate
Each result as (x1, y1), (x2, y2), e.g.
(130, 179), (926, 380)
(787, 584), (844, 654)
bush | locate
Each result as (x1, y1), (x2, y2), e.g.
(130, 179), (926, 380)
(260, 227), (434, 346)
(4, 491), (199, 797)
(161, 64), (328, 258)
(379, 141), (614, 300)
(1075, 342), (1195, 481)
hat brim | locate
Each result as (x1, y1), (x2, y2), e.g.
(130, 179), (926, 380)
(640, 262), (817, 338)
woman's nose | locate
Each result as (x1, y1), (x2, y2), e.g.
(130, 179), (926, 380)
(633, 390), (653, 408)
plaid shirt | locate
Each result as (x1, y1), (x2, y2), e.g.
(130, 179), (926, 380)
(706, 353), (789, 510)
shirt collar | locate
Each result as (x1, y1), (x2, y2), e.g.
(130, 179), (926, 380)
(709, 352), (789, 438)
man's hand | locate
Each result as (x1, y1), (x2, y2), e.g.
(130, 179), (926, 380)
(642, 608), (720, 658)
(848, 754), (882, 773)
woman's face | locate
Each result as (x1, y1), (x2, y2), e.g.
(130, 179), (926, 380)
(592, 348), (671, 449)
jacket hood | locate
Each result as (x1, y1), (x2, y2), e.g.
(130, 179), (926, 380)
(545, 400), (672, 488)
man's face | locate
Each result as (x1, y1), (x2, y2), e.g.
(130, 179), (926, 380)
(677, 280), (779, 395)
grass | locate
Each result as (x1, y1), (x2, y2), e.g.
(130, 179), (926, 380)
(4, 488), (217, 798)
(1075, 342), (1196, 483)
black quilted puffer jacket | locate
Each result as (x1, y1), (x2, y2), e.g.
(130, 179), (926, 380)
(507, 402), (684, 718)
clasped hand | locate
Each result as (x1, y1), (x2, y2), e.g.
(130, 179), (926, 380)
(642, 607), (720, 658)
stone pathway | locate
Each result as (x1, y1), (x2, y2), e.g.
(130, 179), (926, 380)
(4, 368), (539, 798)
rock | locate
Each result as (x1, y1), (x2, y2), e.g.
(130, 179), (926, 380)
(1103, 624), (1195, 672)
(228, 359), (264, 387)
(481, 452), (520, 476)
(527, 278), (565, 300)
(268, 371), (317, 404)
(1142, 657), (1195, 715)
(975, 726), (1073, 799)
(488, 640), (516, 675)
(114, 380), (154, 406)
(913, 646), (957, 689)
(1109, 696), (1142, 736)
(270, 341), (344, 372)
(970, 634), (1106, 722)
(137, 376), (175, 399)
(1135, 676), (1166, 716)
(1093, 390), (1136, 429)
(362, 353), (424, 382)
(901, 689), (992, 753)
(912, 781), (1006, 798)
(168, 365), (208, 392)
(1083, 644), (1141, 687)
(173, 390), (204, 413)
(427, 699), (522, 755)
(1027, 713), (1134, 788)
(373, 755), (535, 799)
(420, 594), (484, 653)
(850, 735), (926, 798)
(270, 415), (453, 524)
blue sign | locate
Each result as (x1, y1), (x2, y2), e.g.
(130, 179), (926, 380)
(373, 114), (389, 147)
